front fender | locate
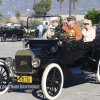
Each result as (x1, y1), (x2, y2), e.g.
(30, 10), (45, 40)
(41, 59), (74, 78)
(53, 60), (74, 78)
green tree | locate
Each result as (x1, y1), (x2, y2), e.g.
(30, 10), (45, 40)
(33, 0), (52, 16)
(57, 0), (64, 14)
(5, 18), (11, 23)
(0, 0), (2, 5)
(0, 13), (2, 21)
(15, 11), (21, 21)
(84, 8), (100, 24)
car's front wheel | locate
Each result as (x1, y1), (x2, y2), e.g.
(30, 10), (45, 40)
(0, 65), (9, 94)
(41, 63), (64, 100)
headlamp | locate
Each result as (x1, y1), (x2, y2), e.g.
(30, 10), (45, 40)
(5, 57), (13, 67)
(32, 58), (40, 68)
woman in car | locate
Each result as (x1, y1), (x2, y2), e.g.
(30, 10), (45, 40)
(82, 19), (96, 42)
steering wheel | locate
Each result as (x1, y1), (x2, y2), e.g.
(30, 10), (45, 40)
(54, 25), (65, 40)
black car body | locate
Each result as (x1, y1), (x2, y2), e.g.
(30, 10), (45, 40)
(0, 27), (25, 42)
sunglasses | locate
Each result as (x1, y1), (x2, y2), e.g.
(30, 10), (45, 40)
(84, 23), (89, 25)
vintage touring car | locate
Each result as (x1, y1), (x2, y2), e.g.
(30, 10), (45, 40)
(0, 16), (100, 100)
(0, 27), (25, 42)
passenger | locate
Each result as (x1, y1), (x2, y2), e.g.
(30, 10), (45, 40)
(37, 24), (44, 38)
(10, 23), (15, 29)
(62, 16), (82, 41)
(82, 19), (96, 42)
(43, 17), (58, 40)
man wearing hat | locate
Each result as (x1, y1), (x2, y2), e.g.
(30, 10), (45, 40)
(62, 16), (82, 41)
(43, 17), (58, 40)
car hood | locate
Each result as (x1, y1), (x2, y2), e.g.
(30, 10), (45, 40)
(29, 39), (58, 48)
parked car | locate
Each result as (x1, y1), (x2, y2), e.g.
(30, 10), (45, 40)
(0, 16), (100, 100)
(1, 27), (25, 42)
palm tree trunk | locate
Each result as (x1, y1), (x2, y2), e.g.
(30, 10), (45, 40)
(73, 1), (75, 16)
(69, 0), (72, 16)
(60, 2), (62, 14)
(34, 0), (36, 4)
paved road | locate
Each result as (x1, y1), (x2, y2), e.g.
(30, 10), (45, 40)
(0, 41), (100, 100)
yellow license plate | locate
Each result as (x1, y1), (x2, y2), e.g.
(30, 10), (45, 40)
(17, 76), (32, 83)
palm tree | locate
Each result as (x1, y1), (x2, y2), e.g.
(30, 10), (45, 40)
(72, 0), (79, 15)
(0, 0), (2, 5)
(57, 0), (64, 14)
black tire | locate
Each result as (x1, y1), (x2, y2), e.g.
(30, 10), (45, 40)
(41, 63), (64, 100)
(12, 34), (18, 42)
(1, 36), (6, 42)
(96, 60), (100, 83)
(0, 65), (9, 94)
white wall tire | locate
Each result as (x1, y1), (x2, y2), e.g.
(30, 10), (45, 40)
(0, 65), (9, 94)
(95, 60), (100, 83)
(41, 63), (64, 100)
(0, 84), (9, 94)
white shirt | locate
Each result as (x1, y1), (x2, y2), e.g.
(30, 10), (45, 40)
(82, 28), (96, 42)
(43, 28), (58, 40)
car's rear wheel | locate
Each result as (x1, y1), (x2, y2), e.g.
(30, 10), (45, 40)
(41, 63), (64, 100)
(1, 36), (6, 42)
(0, 65), (9, 94)
(12, 34), (18, 42)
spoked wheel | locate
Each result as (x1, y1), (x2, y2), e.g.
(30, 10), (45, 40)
(1, 36), (6, 42)
(96, 60), (100, 83)
(42, 63), (64, 100)
(12, 34), (18, 42)
(0, 65), (9, 94)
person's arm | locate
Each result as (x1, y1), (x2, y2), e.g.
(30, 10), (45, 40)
(73, 25), (82, 41)
(91, 28), (96, 39)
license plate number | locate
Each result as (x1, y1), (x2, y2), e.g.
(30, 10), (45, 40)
(17, 76), (32, 83)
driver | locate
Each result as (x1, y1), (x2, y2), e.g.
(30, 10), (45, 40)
(62, 16), (82, 41)
(42, 17), (58, 40)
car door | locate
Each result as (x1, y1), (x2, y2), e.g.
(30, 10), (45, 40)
(71, 41), (84, 61)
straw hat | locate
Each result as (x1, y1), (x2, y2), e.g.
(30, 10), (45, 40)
(84, 19), (92, 25)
